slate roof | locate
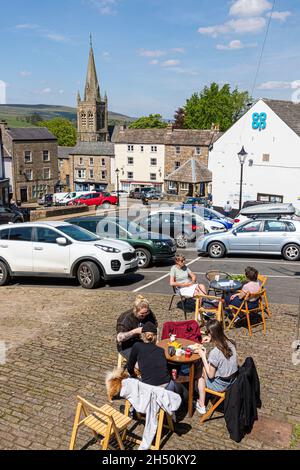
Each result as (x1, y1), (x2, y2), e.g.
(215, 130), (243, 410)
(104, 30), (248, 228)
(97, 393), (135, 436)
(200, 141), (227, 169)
(112, 127), (166, 144)
(165, 129), (221, 146)
(58, 146), (74, 159)
(263, 99), (300, 137)
(164, 158), (212, 183)
(70, 141), (115, 156)
(7, 127), (57, 141)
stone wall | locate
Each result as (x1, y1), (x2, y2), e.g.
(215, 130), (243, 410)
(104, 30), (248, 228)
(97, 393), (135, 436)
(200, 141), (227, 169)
(164, 145), (209, 177)
(30, 204), (90, 221)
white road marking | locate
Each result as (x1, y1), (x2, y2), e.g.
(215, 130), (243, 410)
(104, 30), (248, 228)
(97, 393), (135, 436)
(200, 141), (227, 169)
(139, 270), (300, 279)
(133, 257), (200, 293)
(196, 257), (300, 266)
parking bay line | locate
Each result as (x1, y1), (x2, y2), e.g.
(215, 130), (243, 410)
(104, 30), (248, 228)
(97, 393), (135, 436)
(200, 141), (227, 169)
(133, 257), (200, 293)
(139, 270), (300, 280)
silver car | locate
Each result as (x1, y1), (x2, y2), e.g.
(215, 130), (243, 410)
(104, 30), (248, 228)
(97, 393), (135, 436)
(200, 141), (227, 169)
(197, 218), (300, 261)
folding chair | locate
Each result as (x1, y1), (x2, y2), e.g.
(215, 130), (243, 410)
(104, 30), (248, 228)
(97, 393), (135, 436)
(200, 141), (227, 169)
(69, 396), (132, 450)
(194, 294), (225, 329)
(168, 286), (188, 319)
(226, 289), (267, 336)
(200, 388), (226, 425)
(124, 400), (174, 450)
(258, 274), (271, 317)
(206, 271), (231, 295)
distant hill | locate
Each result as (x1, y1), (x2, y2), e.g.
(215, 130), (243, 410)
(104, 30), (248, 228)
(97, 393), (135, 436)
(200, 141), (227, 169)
(0, 104), (134, 127)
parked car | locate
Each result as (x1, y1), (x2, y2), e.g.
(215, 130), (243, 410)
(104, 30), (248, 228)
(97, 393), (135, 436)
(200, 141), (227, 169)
(0, 221), (138, 288)
(67, 216), (177, 268)
(129, 187), (155, 199)
(0, 205), (24, 225)
(134, 210), (226, 249)
(234, 203), (296, 225)
(75, 192), (118, 209)
(197, 217), (300, 261)
(57, 191), (95, 206)
(38, 194), (53, 207)
(184, 197), (211, 208)
(142, 189), (163, 200)
(176, 205), (233, 230)
(110, 190), (129, 197)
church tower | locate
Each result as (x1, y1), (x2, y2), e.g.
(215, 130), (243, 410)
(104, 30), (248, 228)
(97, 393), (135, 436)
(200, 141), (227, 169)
(77, 36), (109, 142)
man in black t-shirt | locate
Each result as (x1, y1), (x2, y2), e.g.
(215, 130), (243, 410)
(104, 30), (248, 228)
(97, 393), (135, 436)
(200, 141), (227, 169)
(116, 300), (158, 360)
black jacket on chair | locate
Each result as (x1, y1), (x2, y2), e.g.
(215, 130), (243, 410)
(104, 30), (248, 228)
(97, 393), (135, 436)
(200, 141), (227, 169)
(224, 357), (261, 442)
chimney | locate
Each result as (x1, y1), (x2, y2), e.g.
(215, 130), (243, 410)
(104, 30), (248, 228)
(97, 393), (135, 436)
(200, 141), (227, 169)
(166, 122), (173, 134)
(119, 125), (126, 132)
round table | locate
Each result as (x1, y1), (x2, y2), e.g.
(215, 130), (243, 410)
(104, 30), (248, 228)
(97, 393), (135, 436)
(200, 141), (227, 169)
(157, 338), (201, 418)
(209, 279), (242, 296)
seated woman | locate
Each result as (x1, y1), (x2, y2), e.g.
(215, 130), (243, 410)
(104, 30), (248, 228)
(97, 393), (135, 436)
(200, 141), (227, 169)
(225, 266), (261, 311)
(195, 319), (238, 415)
(127, 322), (179, 393)
(170, 253), (207, 299)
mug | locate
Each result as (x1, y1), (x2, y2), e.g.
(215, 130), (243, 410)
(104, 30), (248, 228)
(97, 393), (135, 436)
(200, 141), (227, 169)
(170, 334), (176, 343)
(175, 349), (182, 357)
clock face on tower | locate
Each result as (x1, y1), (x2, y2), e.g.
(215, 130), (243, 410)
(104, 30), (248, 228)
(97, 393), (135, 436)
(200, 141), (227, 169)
(252, 112), (267, 131)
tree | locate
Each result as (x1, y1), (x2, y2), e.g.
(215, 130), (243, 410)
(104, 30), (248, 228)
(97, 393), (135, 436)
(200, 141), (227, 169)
(173, 107), (185, 129)
(183, 83), (251, 132)
(39, 118), (77, 146)
(129, 114), (168, 129)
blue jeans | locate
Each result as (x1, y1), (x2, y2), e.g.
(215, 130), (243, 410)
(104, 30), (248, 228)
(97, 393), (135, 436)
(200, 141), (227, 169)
(225, 294), (259, 310)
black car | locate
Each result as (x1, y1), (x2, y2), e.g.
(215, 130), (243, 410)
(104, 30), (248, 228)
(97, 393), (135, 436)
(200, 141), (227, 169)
(67, 216), (177, 268)
(184, 197), (210, 208)
(0, 205), (24, 225)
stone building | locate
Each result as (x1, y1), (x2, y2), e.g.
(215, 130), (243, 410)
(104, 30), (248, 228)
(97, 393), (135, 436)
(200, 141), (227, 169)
(0, 125), (9, 205)
(77, 38), (109, 143)
(0, 121), (58, 202)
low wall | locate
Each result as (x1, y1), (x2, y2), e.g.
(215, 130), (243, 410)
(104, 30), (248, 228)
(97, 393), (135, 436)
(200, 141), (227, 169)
(30, 205), (90, 221)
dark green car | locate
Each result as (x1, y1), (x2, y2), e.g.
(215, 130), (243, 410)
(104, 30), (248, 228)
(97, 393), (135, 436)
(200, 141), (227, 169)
(67, 216), (177, 268)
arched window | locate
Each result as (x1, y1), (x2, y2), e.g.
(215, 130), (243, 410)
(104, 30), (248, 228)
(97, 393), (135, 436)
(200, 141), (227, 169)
(81, 112), (87, 127)
(88, 112), (94, 127)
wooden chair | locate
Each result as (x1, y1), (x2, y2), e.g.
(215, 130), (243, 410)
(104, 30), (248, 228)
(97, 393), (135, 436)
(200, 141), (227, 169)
(195, 294), (225, 329)
(117, 353), (127, 369)
(69, 396), (132, 451)
(168, 286), (188, 319)
(226, 289), (267, 336)
(206, 271), (231, 295)
(258, 274), (271, 317)
(123, 400), (174, 450)
(200, 388), (226, 425)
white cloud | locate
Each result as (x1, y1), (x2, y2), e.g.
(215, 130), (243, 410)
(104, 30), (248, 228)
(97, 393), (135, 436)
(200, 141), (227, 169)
(198, 17), (266, 37)
(217, 39), (257, 50)
(161, 59), (180, 67)
(15, 23), (39, 30)
(88, 0), (118, 15)
(258, 80), (300, 90)
(229, 0), (272, 18)
(171, 47), (185, 54)
(266, 11), (292, 21)
(39, 88), (52, 94)
(139, 49), (165, 57)
(20, 70), (32, 77)
(149, 60), (159, 65)
(44, 33), (68, 42)
(168, 67), (200, 76)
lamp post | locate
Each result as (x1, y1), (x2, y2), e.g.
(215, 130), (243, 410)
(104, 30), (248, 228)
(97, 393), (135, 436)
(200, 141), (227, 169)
(237, 146), (248, 211)
(115, 168), (120, 207)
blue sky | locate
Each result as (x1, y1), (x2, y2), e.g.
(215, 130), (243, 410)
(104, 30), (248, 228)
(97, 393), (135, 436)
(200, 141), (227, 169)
(1, 0), (300, 118)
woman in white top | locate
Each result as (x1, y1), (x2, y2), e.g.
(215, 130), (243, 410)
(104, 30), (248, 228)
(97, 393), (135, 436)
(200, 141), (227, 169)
(170, 253), (207, 298)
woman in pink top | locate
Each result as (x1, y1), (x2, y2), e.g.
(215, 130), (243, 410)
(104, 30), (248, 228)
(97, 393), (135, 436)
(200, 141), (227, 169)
(225, 266), (261, 310)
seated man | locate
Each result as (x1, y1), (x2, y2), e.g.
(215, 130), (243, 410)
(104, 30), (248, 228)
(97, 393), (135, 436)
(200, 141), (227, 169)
(116, 295), (158, 360)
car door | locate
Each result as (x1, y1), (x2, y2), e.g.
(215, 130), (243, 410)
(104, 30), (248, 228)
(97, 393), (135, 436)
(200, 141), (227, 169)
(0, 207), (14, 224)
(228, 220), (263, 253)
(2, 226), (33, 272)
(259, 220), (290, 253)
(32, 227), (70, 274)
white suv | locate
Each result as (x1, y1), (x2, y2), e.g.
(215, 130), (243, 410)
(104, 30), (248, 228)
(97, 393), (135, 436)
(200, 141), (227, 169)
(0, 221), (138, 289)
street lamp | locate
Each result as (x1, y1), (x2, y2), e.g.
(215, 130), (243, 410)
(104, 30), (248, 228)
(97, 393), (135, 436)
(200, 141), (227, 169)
(115, 168), (120, 207)
(237, 146), (248, 211)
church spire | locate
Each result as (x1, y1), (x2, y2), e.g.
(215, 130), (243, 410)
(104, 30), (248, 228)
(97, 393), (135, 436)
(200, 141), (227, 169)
(84, 36), (101, 102)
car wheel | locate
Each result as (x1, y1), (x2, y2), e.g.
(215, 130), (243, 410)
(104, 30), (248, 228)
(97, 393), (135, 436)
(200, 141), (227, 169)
(102, 202), (111, 210)
(282, 244), (300, 261)
(175, 233), (188, 249)
(77, 261), (101, 289)
(136, 248), (151, 268)
(0, 261), (11, 286)
(208, 242), (226, 258)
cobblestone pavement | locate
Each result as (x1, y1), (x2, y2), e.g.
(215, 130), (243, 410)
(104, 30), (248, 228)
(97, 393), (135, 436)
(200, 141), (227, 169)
(0, 287), (299, 450)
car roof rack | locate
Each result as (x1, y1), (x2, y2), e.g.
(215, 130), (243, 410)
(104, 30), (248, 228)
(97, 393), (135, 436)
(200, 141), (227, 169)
(248, 214), (292, 220)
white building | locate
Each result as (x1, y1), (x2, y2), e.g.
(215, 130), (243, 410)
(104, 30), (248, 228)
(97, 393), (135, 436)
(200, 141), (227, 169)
(112, 127), (166, 192)
(209, 99), (300, 210)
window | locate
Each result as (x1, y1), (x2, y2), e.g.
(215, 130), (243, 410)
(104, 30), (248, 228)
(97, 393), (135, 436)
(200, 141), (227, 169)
(77, 170), (86, 178)
(36, 227), (60, 244)
(43, 168), (50, 180)
(195, 146), (201, 155)
(128, 157), (134, 165)
(237, 221), (262, 233)
(128, 145), (134, 152)
(141, 146), (144, 152)
(24, 151), (32, 163)
(90, 169), (94, 179)
(57, 225), (99, 242)
(81, 112), (87, 126)
(66, 175), (70, 187)
(88, 112), (94, 126)
(150, 158), (157, 166)
(102, 159), (105, 166)
(262, 154), (270, 162)
(264, 221), (296, 233)
(175, 146), (180, 155)
(25, 169), (33, 181)
(151, 146), (157, 153)
(79, 158), (84, 165)
(90, 158), (94, 166)
(257, 193), (283, 203)
(101, 171), (106, 180)
(150, 173), (157, 181)
(127, 172), (133, 179)
(76, 220), (97, 233)
(9, 227), (32, 241)
(0, 228), (9, 240)
(175, 161), (180, 170)
(180, 183), (188, 190)
(43, 150), (50, 162)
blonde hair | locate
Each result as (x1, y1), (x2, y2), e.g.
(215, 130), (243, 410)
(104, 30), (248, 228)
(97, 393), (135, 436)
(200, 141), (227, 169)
(175, 253), (186, 263)
(105, 368), (129, 402)
(133, 294), (150, 314)
(141, 332), (157, 344)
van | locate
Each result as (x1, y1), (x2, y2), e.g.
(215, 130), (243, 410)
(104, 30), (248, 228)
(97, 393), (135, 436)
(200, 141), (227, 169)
(57, 191), (96, 206)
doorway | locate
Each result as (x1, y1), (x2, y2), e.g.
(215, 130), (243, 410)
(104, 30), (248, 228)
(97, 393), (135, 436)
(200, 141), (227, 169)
(20, 188), (28, 203)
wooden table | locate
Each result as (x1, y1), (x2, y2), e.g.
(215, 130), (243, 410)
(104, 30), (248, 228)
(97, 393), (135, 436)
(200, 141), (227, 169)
(157, 338), (201, 418)
(209, 279), (242, 298)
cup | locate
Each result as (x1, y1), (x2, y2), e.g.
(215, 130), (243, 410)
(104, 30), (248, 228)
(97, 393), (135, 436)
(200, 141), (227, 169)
(215, 274), (220, 282)
(170, 334), (176, 343)
(175, 349), (182, 357)
(168, 346), (175, 357)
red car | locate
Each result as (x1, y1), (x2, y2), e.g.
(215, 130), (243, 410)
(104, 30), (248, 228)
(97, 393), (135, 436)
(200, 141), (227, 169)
(73, 192), (118, 208)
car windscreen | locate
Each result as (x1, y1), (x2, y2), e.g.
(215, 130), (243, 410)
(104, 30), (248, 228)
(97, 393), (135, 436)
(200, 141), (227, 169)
(57, 225), (101, 241)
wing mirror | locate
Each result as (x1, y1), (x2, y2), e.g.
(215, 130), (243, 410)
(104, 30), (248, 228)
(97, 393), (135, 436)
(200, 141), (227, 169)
(232, 229), (237, 236)
(56, 237), (67, 246)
